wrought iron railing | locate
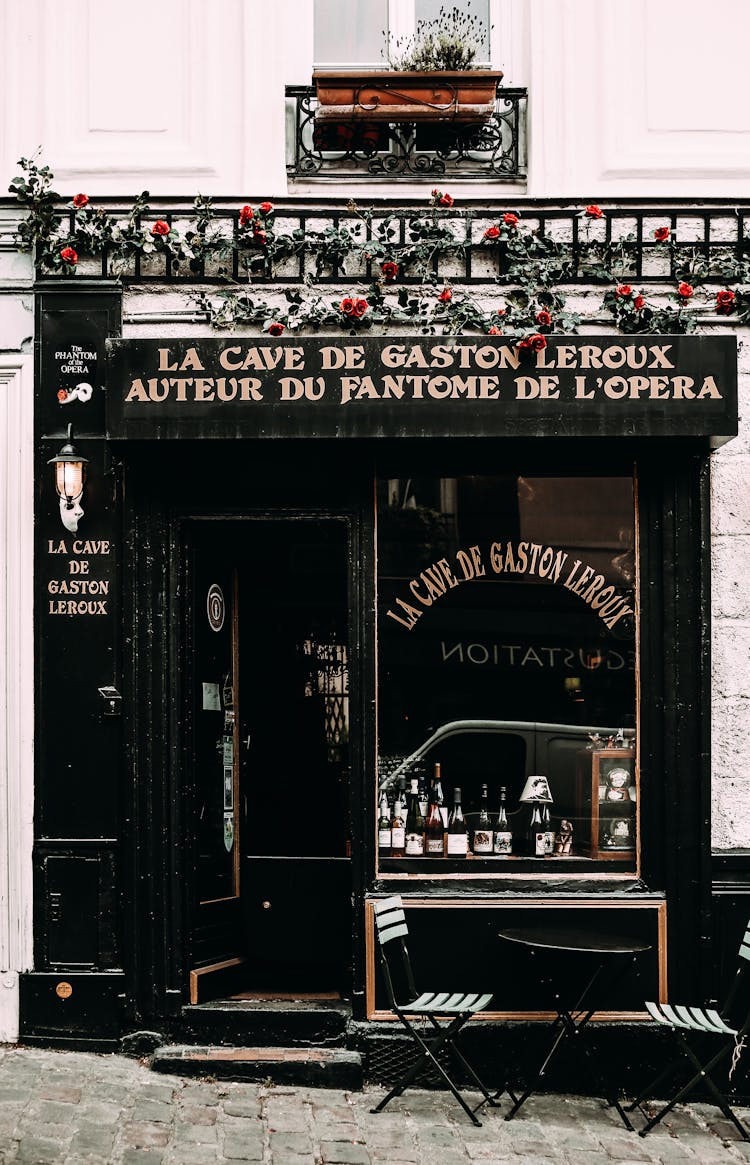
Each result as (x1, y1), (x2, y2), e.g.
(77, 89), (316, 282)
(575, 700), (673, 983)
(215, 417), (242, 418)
(285, 84), (527, 183)
(29, 202), (750, 285)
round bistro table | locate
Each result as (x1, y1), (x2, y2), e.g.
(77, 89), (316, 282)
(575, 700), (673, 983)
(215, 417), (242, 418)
(498, 924), (652, 1131)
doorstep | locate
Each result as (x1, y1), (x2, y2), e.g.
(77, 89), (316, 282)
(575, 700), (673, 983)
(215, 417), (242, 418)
(151, 1044), (363, 1089)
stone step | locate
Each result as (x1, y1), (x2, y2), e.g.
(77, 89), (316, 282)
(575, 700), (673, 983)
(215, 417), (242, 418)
(151, 1044), (363, 1089)
(177, 999), (350, 1047)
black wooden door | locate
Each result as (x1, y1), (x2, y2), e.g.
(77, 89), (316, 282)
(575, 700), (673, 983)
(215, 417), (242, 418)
(238, 517), (352, 992)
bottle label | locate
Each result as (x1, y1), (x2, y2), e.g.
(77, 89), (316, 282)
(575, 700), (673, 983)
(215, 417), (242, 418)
(419, 800), (428, 817)
(405, 832), (424, 856)
(473, 830), (493, 854)
(426, 837), (444, 855)
(378, 828), (392, 849)
(440, 806), (448, 828)
(534, 831), (553, 856)
(391, 826), (405, 849)
(493, 831), (512, 854)
(447, 833), (468, 855)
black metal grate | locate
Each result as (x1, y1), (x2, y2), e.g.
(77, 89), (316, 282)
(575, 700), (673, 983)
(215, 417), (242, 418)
(365, 1033), (466, 1088)
(285, 85), (527, 183)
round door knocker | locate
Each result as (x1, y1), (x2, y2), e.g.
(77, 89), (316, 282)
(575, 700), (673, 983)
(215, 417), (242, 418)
(55, 981), (73, 1000)
(206, 584), (225, 632)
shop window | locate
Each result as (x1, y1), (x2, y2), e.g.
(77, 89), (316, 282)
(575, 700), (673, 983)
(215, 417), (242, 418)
(376, 474), (637, 874)
(313, 0), (490, 68)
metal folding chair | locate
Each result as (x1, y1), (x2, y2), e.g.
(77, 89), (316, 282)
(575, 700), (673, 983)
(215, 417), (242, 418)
(627, 920), (750, 1141)
(371, 895), (509, 1126)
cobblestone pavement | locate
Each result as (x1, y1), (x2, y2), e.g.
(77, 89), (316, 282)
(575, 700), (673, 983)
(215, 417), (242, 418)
(0, 1046), (748, 1164)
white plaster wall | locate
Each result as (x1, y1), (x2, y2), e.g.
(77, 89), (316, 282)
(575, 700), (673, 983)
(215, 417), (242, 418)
(711, 335), (750, 848)
(0, 217), (35, 1040)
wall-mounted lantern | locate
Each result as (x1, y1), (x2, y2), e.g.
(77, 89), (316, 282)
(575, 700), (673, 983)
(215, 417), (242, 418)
(47, 424), (89, 533)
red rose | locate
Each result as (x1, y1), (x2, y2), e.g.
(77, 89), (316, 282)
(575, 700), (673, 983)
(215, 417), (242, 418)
(503, 213), (519, 228)
(267, 322), (285, 336)
(253, 230), (267, 245)
(57, 389), (69, 402)
(340, 297), (356, 316)
(616, 285), (633, 297)
(496, 308), (506, 317)
(484, 225), (501, 240)
(440, 193), (454, 207)
(535, 309), (552, 327)
(437, 288), (452, 303)
(151, 220), (170, 237)
(585, 204), (603, 219)
(60, 246), (78, 265)
(520, 333), (547, 352)
(716, 289), (736, 314)
(352, 297), (368, 318)
(239, 205), (254, 226)
(653, 226), (670, 242)
(633, 295), (646, 310)
(258, 201), (274, 214)
(488, 326), (502, 335)
(677, 282), (694, 300)
(72, 193), (89, 208)
(381, 261), (398, 281)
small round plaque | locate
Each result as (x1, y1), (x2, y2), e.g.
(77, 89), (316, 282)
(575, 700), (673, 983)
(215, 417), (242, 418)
(55, 981), (73, 1000)
(207, 584), (225, 632)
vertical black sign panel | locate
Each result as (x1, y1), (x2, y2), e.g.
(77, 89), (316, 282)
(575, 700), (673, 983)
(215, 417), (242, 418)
(35, 291), (122, 967)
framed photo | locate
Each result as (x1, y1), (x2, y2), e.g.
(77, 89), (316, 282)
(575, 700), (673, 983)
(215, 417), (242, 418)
(223, 766), (234, 811)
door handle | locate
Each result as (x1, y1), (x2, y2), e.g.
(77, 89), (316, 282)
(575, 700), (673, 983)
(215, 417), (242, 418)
(242, 735), (251, 751)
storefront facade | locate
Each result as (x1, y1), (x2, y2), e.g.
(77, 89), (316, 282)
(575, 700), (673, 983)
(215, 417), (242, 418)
(2, 1), (750, 1090)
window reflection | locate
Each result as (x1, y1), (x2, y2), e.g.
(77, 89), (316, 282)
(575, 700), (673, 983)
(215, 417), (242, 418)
(376, 474), (637, 869)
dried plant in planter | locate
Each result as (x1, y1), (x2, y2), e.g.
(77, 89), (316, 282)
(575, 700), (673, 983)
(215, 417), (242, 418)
(386, 5), (490, 71)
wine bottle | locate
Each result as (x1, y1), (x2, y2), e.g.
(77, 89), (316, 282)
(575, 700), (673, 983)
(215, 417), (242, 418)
(378, 791), (392, 853)
(405, 777), (425, 856)
(472, 783), (493, 854)
(425, 788), (445, 857)
(528, 803), (546, 856)
(541, 803), (555, 856)
(493, 786), (513, 854)
(432, 762), (448, 828)
(417, 770), (429, 818)
(391, 787), (406, 857)
(447, 787), (468, 856)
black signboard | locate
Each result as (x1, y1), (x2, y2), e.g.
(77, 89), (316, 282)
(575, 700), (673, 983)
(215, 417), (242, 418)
(105, 334), (737, 444)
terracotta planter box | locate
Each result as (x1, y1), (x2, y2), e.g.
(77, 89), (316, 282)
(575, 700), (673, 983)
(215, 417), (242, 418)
(313, 69), (503, 124)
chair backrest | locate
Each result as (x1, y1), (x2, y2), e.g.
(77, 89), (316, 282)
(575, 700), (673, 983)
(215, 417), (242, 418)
(722, 919), (750, 1033)
(372, 896), (417, 1007)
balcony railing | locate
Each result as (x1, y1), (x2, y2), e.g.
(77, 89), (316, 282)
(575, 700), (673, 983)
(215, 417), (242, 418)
(285, 85), (527, 183)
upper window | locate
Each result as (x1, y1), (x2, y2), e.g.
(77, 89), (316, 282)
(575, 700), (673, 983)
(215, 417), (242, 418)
(376, 473), (638, 875)
(313, 0), (490, 68)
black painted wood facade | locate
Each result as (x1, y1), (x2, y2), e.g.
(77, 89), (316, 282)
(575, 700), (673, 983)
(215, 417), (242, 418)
(20, 285), (749, 1086)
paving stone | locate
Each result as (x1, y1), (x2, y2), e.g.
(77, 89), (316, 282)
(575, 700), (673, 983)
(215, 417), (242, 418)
(122, 1121), (172, 1149)
(180, 1104), (218, 1125)
(121, 1152), (166, 1165)
(320, 1140), (372, 1164)
(38, 1084), (83, 1104)
(172, 1120), (219, 1144)
(15, 1138), (68, 1164)
(269, 1129), (315, 1152)
(132, 1098), (175, 1123)
(222, 1138), (265, 1161)
(223, 1099), (263, 1118)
